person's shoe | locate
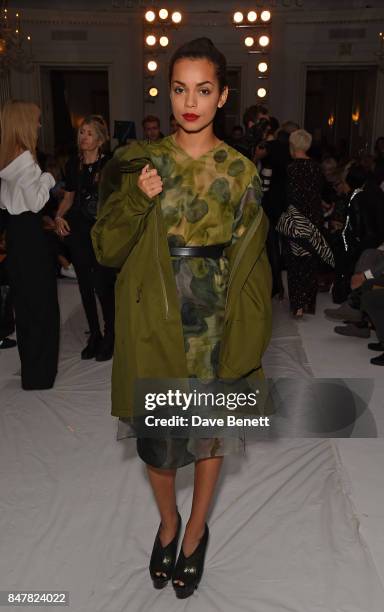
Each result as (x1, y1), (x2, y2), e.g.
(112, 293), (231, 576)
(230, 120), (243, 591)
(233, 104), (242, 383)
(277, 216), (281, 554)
(60, 264), (77, 280)
(172, 524), (209, 599)
(334, 324), (370, 338)
(150, 511), (182, 590)
(324, 303), (362, 322)
(0, 337), (17, 349)
(81, 333), (102, 359)
(370, 353), (384, 366)
(95, 333), (114, 362)
(368, 342), (384, 352)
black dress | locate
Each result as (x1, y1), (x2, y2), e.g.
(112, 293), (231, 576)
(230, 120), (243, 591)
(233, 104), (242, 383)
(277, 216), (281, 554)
(285, 159), (323, 313)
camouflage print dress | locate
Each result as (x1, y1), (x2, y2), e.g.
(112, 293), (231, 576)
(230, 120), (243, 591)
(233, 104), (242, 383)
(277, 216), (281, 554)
(135, 135), (262, 468)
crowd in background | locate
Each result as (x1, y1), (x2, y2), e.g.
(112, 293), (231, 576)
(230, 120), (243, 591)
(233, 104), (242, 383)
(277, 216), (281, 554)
(1, 99), (384, 391)
(226, 105), (384, 367)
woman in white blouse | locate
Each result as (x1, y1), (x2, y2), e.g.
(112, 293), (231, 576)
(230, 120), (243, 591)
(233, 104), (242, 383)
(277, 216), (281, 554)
(0, 100), (60, 389)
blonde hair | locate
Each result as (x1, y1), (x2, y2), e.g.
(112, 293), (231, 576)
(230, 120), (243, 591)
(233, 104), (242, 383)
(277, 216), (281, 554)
(0, 100), (40, 170)
(289, 129), (312, 153)
(77, 115), (109, 153)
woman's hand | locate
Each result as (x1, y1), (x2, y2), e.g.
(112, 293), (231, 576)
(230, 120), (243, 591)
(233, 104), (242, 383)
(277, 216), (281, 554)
(137, 164), (163, 199)
(42, 215), (56, 231)
(55, 216), (71, 237)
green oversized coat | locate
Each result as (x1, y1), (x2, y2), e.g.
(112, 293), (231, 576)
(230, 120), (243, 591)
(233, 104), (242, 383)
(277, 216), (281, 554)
(91, 142), (272, 419)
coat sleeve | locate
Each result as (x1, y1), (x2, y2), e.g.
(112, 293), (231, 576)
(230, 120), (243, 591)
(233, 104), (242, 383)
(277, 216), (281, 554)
(91, 162), (155, 269)
(98, 156), (123, 211)
(224, 170), (263, 263)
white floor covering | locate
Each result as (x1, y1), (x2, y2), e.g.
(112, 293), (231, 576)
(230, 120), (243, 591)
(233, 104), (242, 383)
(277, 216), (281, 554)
(1, 280), (384, 612)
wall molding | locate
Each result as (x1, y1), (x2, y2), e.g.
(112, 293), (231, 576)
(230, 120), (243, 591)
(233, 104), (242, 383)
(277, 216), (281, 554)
(22, 7), (384, 28)
(286, 8), (384, 25)
(22, 9), (136, 27)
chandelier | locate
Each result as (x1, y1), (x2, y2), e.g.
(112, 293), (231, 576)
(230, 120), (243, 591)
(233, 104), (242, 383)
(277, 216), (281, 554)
(0, 1), (33, 75)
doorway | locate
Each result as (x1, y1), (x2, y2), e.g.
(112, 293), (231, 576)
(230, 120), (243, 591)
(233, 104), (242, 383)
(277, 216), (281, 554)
(40, 66), (110, 155)
(304, 66), (377, 158)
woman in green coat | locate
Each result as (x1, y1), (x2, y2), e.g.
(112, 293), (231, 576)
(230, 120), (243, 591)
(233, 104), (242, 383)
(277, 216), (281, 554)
(92, 38), (272, 598)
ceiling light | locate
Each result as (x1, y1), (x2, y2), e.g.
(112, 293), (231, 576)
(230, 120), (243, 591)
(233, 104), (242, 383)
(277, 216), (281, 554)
(171, 11), (182, 24)
(259, 35), (270, 47)
(261, 10), (271, 22)
(145, 10), (156, 23)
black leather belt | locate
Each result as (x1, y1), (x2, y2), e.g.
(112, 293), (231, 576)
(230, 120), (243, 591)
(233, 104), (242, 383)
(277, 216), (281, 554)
(169, 243), (230, 259)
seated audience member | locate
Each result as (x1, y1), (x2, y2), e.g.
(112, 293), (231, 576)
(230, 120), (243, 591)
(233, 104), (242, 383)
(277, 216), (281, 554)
(331, 163), (384, 303)
(328, 246), (384, 340)
(142, 115), (163, 142)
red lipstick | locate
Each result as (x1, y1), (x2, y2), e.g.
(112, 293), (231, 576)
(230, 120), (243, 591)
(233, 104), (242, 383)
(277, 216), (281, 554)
(182, 114), (200, 122)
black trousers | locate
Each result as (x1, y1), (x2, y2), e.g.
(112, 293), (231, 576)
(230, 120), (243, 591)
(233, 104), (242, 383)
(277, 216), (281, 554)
(64, 217), (116, 336)
(6, 212), (60, 390)
(362, 289), (384, 343)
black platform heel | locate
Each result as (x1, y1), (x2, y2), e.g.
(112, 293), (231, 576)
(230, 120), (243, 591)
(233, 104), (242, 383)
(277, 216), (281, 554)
(149, 511), (182, 589)
(172, 524), (209, 599)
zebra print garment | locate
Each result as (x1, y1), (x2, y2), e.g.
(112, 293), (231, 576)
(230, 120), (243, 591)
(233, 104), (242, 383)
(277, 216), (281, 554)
(276, 205), (335, 267)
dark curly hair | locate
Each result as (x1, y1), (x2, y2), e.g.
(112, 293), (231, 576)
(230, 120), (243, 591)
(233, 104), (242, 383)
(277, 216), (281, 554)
(169, 37), (227, 93)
